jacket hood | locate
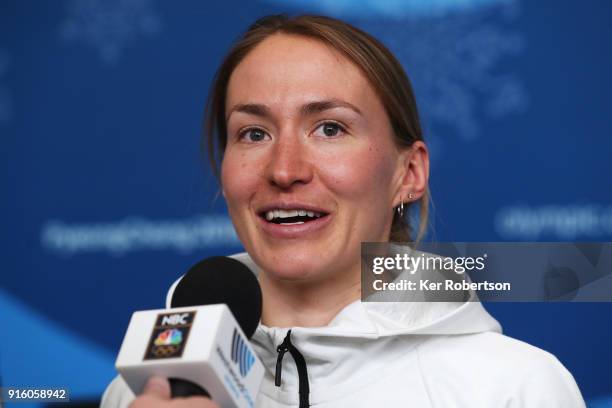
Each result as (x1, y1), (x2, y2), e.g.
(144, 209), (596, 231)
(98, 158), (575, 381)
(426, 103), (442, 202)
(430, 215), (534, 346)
(227, 252), (501, 337)
(166, 252), (501, 338)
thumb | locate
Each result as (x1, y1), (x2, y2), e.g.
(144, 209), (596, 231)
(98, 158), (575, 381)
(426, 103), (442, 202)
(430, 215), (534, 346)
(142, 376), (171, 400)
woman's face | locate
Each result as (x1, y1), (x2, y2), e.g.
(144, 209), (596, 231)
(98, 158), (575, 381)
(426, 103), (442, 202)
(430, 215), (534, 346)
(222, 34), (411, 282)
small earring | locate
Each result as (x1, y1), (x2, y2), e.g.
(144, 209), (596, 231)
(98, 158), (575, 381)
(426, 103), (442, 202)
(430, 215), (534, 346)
(396, 200), (405, 217)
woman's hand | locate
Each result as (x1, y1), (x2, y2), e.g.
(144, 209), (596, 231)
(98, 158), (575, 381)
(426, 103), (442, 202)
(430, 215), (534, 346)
(129, 376), (219, 408)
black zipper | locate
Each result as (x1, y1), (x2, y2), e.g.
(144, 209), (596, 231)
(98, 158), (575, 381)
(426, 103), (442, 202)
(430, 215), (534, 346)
(275, 329), (310, 408)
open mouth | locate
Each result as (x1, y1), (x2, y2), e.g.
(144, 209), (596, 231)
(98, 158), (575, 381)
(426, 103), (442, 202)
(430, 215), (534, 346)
(260, 209), (329, 225)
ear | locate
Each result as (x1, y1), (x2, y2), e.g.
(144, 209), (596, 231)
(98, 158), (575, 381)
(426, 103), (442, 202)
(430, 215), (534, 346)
(393, 141), (429, 207)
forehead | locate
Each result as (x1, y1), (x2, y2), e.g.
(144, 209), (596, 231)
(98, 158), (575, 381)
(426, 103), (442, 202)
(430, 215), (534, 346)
(226, 34), (381, 113)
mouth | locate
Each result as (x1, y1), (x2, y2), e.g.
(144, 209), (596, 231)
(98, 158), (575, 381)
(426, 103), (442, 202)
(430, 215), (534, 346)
(259, 208), (329, 225)
(255, 204), (332, 238)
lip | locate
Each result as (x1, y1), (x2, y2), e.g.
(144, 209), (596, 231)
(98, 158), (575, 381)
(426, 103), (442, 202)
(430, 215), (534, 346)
(255, 202), (332, 239)
(256, 202), (330, 215)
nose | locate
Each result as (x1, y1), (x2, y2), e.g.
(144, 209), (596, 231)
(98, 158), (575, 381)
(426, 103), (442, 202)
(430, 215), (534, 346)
(265, 133), (313, 189)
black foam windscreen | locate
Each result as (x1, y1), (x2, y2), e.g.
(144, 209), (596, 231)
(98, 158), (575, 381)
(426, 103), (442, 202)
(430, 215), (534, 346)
(170, 256), (262, 339)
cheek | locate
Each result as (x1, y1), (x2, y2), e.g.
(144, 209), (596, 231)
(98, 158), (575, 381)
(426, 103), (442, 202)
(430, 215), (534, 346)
(221, 152), (257, 211)
(319, 144), (396, 204)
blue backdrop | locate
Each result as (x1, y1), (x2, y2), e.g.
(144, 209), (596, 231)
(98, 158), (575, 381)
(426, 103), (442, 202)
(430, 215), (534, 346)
(1, 0), (611, 406)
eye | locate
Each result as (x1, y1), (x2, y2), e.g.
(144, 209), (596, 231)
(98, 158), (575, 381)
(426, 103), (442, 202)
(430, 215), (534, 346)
(314, 122), (346, 138)
(239, 128), (269, 143)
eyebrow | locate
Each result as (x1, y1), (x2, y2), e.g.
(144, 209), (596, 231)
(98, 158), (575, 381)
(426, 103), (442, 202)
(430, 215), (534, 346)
(226, 98), (363, 121)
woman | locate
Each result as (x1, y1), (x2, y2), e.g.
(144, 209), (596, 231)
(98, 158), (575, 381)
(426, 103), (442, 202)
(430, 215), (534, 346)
(102, 14), (585, 408)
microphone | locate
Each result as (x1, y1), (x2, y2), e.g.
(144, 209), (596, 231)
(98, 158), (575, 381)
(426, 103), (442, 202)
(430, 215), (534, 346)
(115, 256), (264, 408)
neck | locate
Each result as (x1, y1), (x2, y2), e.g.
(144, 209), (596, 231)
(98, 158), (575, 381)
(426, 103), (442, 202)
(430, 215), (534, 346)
(258, 266), (361, 328)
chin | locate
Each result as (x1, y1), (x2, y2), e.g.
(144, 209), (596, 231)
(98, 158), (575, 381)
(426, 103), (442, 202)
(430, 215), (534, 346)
(266, 268), (313, 282)
(254, 248), (332, 282)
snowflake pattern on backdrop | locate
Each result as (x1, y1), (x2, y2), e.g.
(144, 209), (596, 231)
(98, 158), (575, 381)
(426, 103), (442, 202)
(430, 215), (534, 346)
(358, 3), (528, 144)
(0, 49), (13, 125)
(60, 0), (162, 65)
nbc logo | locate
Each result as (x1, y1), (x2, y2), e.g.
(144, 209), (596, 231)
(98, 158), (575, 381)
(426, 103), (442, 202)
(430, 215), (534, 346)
(231, 328), (255, 377)
(154, 328), (183, 346)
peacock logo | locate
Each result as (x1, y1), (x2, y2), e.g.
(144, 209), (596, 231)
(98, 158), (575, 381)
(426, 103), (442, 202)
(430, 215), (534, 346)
(154, 328), (183, 346)
(231, 328), (255, 377)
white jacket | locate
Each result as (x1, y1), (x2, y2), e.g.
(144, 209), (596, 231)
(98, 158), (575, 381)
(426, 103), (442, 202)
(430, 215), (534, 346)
(101, 253), (585, 408)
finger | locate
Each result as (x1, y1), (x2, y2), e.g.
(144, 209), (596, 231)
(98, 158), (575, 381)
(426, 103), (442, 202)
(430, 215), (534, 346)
(173, 396), (220, 408)
(141, 376), (171, 400)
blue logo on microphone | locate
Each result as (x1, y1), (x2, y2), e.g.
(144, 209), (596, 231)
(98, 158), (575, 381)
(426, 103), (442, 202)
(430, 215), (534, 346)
(231, 328), (255, 377)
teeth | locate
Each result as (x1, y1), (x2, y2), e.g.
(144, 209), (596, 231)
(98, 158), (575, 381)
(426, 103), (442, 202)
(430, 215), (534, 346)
(264, 209), (323, 222)
(278, 209), (299, 218)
